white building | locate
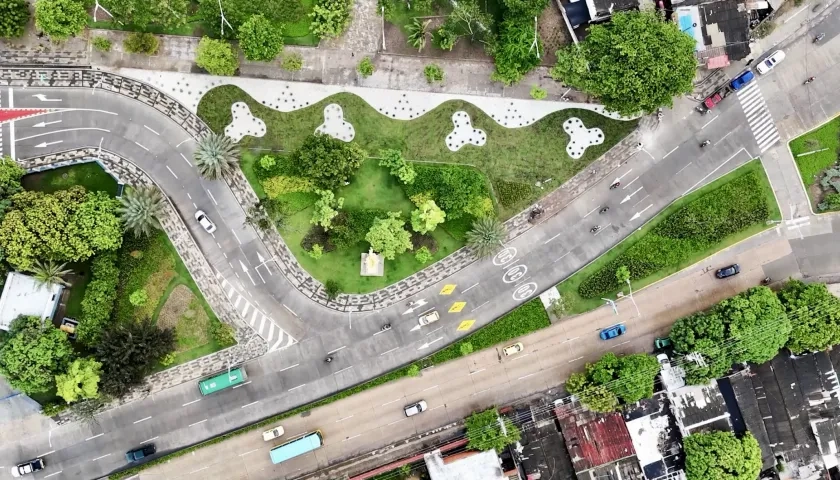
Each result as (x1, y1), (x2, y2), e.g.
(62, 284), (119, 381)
(0, 272), (63, 331)
(425, 449), (506, 480)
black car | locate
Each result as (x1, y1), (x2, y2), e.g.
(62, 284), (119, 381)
(715, 264), (740, 279)
(125, 444), (156, 463)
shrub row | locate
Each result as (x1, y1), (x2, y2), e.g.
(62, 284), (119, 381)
(77, 252), (120, 345)
(578, 172), (769, 298)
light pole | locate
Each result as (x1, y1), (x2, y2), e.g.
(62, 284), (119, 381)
(602, 298), (618, 315)
(625, 279), (641, 317)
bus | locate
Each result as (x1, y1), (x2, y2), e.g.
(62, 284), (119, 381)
(198, 367), (246, 396)
(269, 431), (323, 464)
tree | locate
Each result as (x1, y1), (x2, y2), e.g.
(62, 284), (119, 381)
(378, 149), (415, 185)
(238, 14), (284, 62)
(77, 253), (120, 345)
(365, 212), (412, 260)
(490, 17), (541, 86)
(565, 352), (660, 412)
(245, 198), (290, 232)
(94, 318), (175, 398)
(0, 0), (30, 38)
(196, 37), (239, 76)
(119, 186), (166, 238)
(411, 199), (446, 234)
(684, 432), (761, 480)
(34, 0), (87, 40)
(123, 32), (160, 55)
(310, 189), (344, 231)
(129, 289), (148, 306)
(101, 0), (189, 30)
(357, 57), (375, 78)
(406, 18), (431, 52)
(194, 131), (240, 180)
(778, 280), (840, 354)
(615, 265), (630, 284)
(0, 316), (74, 394)
(28, 259), (72, 287)
(197, 0), (304, 39)
(501, 0), (547, 17)
(325, 279), (341, 300)
(309, 0), (352, 39)
(415, 246), (432, 264)
(74, 191), (124, 252)
(465, 407), (521, 453)
(443, 0), (492, 44)
(55, 358), (102, 403)
(550, 11), (696, 116)
(292, 134), (366, 190)
(466, 217), (506, 258)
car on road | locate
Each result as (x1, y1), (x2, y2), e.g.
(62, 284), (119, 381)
(756, 50), (785, 74)
(404, 400), (428, 417)
(418, 310), (440, 326)
(11, 458), (44, 477)
(263, 425), (285, 441)
(503, 342), (524, 356)
(729, 70), (755, 90)
(654, 337), (671, 350)
(599, 324), (626, 341)
(656, 353), (670, 367)
(195, 210), (217, 233)
(715, 264), (741, 279)
(125, 444), (157, 463)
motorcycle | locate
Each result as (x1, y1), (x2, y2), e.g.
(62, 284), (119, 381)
(804, 76), (816, 85)
(590, 226), (601, 234)
(325, 356), (333, 363)
(381, 324), (392, 332)
(599, 207), (609, 214)
(656, 108), (663, 120)
(814, 33), (825, 43)
(700, 140), (711, 148)
(609, 181), (621, 190)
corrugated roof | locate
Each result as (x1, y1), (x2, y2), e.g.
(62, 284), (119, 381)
(554, 405), (636, 472)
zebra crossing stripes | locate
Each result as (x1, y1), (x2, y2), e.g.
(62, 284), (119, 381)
(215, 272), (296, 352)
(737, 82), (780, 153)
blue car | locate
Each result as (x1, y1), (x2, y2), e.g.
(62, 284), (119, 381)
(730, 70), (755, 90)
(599, 324), (626, 341)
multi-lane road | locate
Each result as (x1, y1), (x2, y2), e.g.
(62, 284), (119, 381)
(2, 9), (839, 476)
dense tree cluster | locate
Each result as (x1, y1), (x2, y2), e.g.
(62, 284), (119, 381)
(292, 134), (366, 190)
(94, 318), (175, 398)
(566, 352), (660, 412)
(0, 316), (74, 394)
(0, 0), (30, 38)
(465, 407), (521, 453)
(684, 432), (761, 480)
(34, 0), (87, 40)
(778, 280), (840, 354)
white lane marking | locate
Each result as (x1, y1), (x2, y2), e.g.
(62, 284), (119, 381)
(714, 131), (733, 146)
(231, 230), (242, 245)
(239, 448), (260, 457)
(373, 328), (390, 336)
(430, 405), (444, 411)
(388, 419), (406, 426)
(701, 115), (719, 129)
(675, 162), (693, 176)
(207, 190), (218, 205)
(31, 94), (61, 102)
(177, 137), (194, 147)
(38, 450), (55, 457)
(582, 206), (600, 219)
(32, 120), (61, 128)
(568, 356), (584, 363)
(166, 166), (178, 179)
(682, 149), (744, 196)
(426, 326), (443, 336)
(16, 127), (110, 142)
(133, 416), (152, 424)
(544, 231), (564, 244)
(470, 368), (486, 375)
(280, 363), (299, 372)
(91, 454), (111, 462)
(34, 140), (62, 148)
(554, 252), (570, 263)
(190, 467), (209, 474)
(344, 434), (362, 441)
(662, 146), (678, 159)
(382, 398), (402, 406)
(511, 353), (532, 361)
(180, 152), (191, 166)
(622, 176), (639, 189)
(632, 195), (650, 208)
(562, 336), (580, 343)
(135, 141), (150, 152)
(615, 340), (632, 346)
(380, 347), (399, 356)
(518, 372), (537, 381)
(283, 304), (298, 316)
(335, 415), (354, 423)
(594, 223), (611, 235)
(328, 345), (346, 354)
(334, 366), (354, 375)
(182, 399), (201, 407)
(472, 388), (491, 396)
(232, 380), (252, 389)
(144, 125), (160, 135)
(423, 385), (439, 391)
(288, 384), (306, 391)
(44, 471), (63, 478)
(85, 433), (104, 441)
(189, 419), (208, 427)
(463, 282), (479, 293)
(141, 436), (159, 444)
(241, 401), (259, 409)
(471, 301), (489, 312)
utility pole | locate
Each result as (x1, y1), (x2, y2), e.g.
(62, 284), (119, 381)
(625, 278), (641, 317)
(602, 298), (618, 315)
(217, 0), (233, 37)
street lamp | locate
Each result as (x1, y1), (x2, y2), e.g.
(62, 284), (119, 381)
(624, 279), (641, 317)
(601, 298), (618, 315)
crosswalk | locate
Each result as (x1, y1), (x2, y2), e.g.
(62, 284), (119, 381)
(737, 82), (780, 153)
(216, 272), (297, 352)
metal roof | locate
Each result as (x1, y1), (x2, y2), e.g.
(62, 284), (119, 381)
(555, 405), (637, 473)
(0, 272), (63, 331)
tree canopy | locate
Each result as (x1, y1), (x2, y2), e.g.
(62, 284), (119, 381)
(94, 318), (175, 398)
(101, 0), (189, 30)
(238, 14), (284, 62)
(490, 17), (542, 86)
(684, 431), (762, 480)
(365, 212), (412, 260)
(0, 186), (122, 270)
(0, 316), (74, 394)
(0, 0), (30, 38)
(34, 0), (88, 40)
(56, 358), (102, 403)
(778, 280), (840, 354)
(195, 37), (239, 76)
(670, 286), (790, 384)
(411, 199), (445, 234)
(566, 352), (660, 412)
(465, 407), (521, 453)
(500, 0), (547, 17)
(311, 189), (343, 231)
(292, 134), (366, 190)
(550, 10), (696, 116)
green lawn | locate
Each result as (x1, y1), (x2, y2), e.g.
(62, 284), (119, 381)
(788, 115), (840, 208)
(199, 86), (638, 219)
(21, 162), (119, 196)
(277, 160), (465, 293)
(556, 160), (781, 315)
(283, 0), (319, 45)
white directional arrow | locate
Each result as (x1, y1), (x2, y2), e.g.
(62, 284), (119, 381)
(629, 204), (653, 222)
(620, 187), (643, 204)
(257, 252), (266, 263)
(417, 337), (444, 350)
(410, 324), (422, 332)
(32, 94), (61, 102)
(239, 260), (249, 272)
(35, 140), (63, 148)
(402, 298), (427, 316)
(32, 120), (61, 128)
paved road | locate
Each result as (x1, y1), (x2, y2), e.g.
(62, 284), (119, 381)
(0, 25), (820, 477)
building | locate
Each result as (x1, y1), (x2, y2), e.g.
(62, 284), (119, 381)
(0, 272), (63, 331)
(424, 449), (507, 480)
(624, 392), (686, 479)
(509, 399), (576, 480)
(669, 379), (732, 436)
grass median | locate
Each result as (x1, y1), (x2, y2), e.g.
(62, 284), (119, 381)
(109, 298), (550, 479)
(788, 115), (840, 211)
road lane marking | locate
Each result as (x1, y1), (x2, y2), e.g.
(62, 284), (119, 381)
(143, 125), (160, 135)
(472, 388), (490, 396)
(8, 89), (15, 160)
(279, 363), (299, 372)
(133, 416), (152, 424)
(239, 448), (260, 457)
(511, 353), (532, 361)
(177, 137), (194, 147)
(38, 450), (55, 457)
(470, 368), (485, 375)
(17, 127), (110, 142)
(336, 415), (354, 423)
(682, 149), (743, 196)
(232, 380), (252, 389)
(241, 401), (259, 409)
(471, 301), (488, 312)
(85, 433), (104, 441)
(231, 230), (242, 244)
(562, 336), (579, 343)
(328, 345), (346, 354)
(388, 419), (406, 426)
(449, 301), (466, 313)
(134, 141), (149, 151)
(440, 284), (456, 295)
(382, 398), (402, 406)
(663, 146), (678, 159)
(334, 366), (353, 375)
(568, 356), (584, 363)
(554, 252), (570, 263)
(544, 231), (564, 244)
(426, 326), (443, 336)
(714, 131), (733, 145)
(594, 223), (611, 236)
(141, 436), (159, 444)
(423, 385), (438, 391)
(289, 384), (306, 391)
(165, 165), (178, 179)
(189, 419), (208, 427)
(283, 304), (297, 316)
(44, 472), (62, 478)
(91, 454), (111, 462)
(583, 206), (600, 219)
(207, 190), (218, 205)
(180, 152), (191, 166)
(622, 176), (639, 189)
(632, 195), (650, 208)
(615, 340), (632, 346)
(463, 282), (479, 293)
(518, 373), (537, 380)
(190, 467), (209, 474)
(182, 399), (201, 407)
(457, 319), (476, 331)
(380, 347), (399, 356)
(430, 405), (444, 411)
(701, 115), (719, 129)
(344, 434), (362, 441)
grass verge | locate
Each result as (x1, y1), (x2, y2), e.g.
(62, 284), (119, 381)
(21, 162), (119, 196)
(788, 115), (840, 209)
(556, 160), (781, 315)
(109, 298), (550, 479)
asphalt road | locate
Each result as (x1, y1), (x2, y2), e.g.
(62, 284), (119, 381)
(0, 32), (809, 479)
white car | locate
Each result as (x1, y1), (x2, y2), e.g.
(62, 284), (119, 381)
(503, 342), (524, 356)
(11, 458), (45, 477)
(262, 425), (285, 441)
(418, 310), (440, 326)
(195, 210), (217, 233)
(756, 50), (785, 74)
(404, 400), (427, 417)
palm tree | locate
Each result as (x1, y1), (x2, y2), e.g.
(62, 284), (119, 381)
(406, 18), (431, 52)
(28, 259), (73, 287)
(466, 217), (507, 258)
(118, 186), (165, 237)
(194, 132), (240, 180)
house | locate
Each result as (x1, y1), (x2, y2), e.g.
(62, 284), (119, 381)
(0, 272), (63, 331)
(669, 379), (732, 436)
(424, 449), (507, 480)
(508, 399), (576, 480)
(624, 391), (686, 479)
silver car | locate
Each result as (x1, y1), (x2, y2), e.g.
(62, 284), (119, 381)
(195, 210), (217, 233)
(404, 401), (428, 417)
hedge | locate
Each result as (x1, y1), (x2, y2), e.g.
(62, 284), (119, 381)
(109, 298), (550, 479)
(494, 179), (534, 208)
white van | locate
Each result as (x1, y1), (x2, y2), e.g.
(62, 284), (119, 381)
(262, 426), (285, 441)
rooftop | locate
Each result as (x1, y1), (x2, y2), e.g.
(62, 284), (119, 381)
(624, 392), (685, 479)
(512, 400), (576, 480)
(0, 272), (63, 331)
(669, 380), (732, 436)
(555, 403), (637, 473)
(425, 450), (505, 480)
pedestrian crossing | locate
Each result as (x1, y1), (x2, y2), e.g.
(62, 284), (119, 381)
(216, 272), (297, 352)
(737, 82), (780, 153)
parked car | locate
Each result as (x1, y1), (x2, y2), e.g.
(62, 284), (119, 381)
(263, 425), (285, 441)
(404, 401), (428, 417)
(656, 353), (670, 367)
(715, 264), (741, 279)
(195, 210), (217, 233)
(730, 70), (755, 90)
(756, 50), (785, 74)
(418, 310), (440, 326)
(11, 458), (44, 477)
(599, 324), (626, 341)
(503, 342), (524, 356)
(654, 337), (671, 350)
(125, 444), (157, 463)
